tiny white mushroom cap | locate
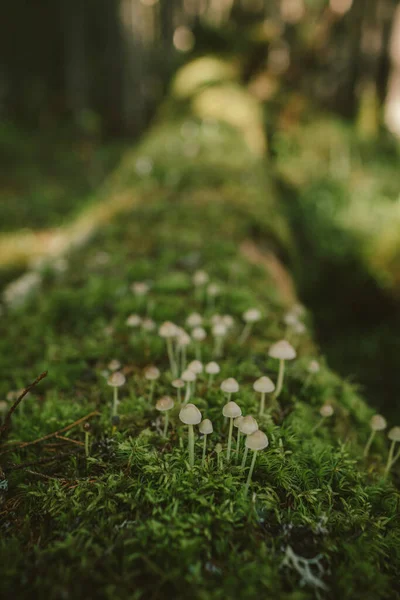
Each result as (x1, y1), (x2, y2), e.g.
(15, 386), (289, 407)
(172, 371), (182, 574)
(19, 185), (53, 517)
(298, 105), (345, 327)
(126, 314), (142, 327)
(253, 376), (275, 394)
(283, 312), (298, 327)
(179, 403), (202, 425)
(370, 414), (387, 431)
(181, 369), (196, 383)
(222, 401), (242, 418)
(234, 416), (244, 428)
(293, 321), (306, 335)
(215, 443), (223, 454)
(108, 359), (122, 372)
(245, 430), (269, 450)
(192, 326), (207, 341)
(240, 415), (259, 435)
(211, 314), (223, 325)
(207, 283), (220, 297)
(222, 315), (235, 328)
(131, 282), (149, 296)
(159, 321), (179, 338)
(199, 419), (213, 434)
(320, 404), (334, 418)
(212, 322), (227, 337)
(107, 372), (126, 387)
(144, 366), (160, 381)
(268, 340), (297, 360)
(142, 318), (156, 332)
(308, 360), (320, 374)
(220, 378), (239, 393)
(177, 332), (191, 348)
(243, 308), (262, 323)
(186, 312), (203, 328)
(205, 361), (220, 375)
(193, 270), (209, 286)
(172, 378), (185, 389)
(188, 360), (203, 374)
(156, 396), (174, 411)
(388, 426), (400, 442)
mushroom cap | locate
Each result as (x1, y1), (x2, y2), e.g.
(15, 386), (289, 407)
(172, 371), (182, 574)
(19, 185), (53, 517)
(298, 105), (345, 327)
(179, 403), (202, 425)
(212, 323), (227, 337)
(131, 281), (149, 296)
(107, 372), (126, 387)
(245, 430), (269, 451)
(144, 366), (160, 381)
(283, 312), (298, 327)
(188, 360), (203, 374)
(253, 376), (275, 394)
(268, 340), (296, 360)
(370, 414), (387, 431)
(193, 270), (209, 286)
(172, 378), (185, 389)
(142, 318), (156, 331)
(207, 283), (220, 297)
(308, 360), (320, 374)
(126, 314), (142, 327)
(243, 308), (262, 323)
(158, 321), (179, 338)
(211, 314), (223, 325)
(205, 361), (220, 375)
(320, 404), (334, 418)
(177, 332), (191, 347)
(192, 326), (207, 341)
(181, 369), (196, 383)
(199, 418), (213, 434)
(222, 314), (235, 328)
(222, 401), (242, 418)
(108, 359), (122, 372)
(215, 443), (223, 454)
(388, 426), (400, 442)
(186, 312), (203, 328)
(156, 396), (174, 411)
(234, 416), (244, 428)
(239, 415), (259, 435)
(293, 321), (306, 335)
(220, 378), (239, 393)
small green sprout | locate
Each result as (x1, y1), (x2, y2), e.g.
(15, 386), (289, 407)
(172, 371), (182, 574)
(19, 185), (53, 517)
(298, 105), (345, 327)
(179, 403), (202, 468)
(363, 414), (387, 458)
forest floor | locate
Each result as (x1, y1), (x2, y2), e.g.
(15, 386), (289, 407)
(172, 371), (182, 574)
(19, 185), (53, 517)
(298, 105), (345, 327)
(1, 57), (400, 600)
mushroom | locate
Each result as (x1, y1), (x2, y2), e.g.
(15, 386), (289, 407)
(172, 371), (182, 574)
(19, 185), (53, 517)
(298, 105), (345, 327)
(126, 313), (142, 327)
(144, 365), (160, 403)
(233, 416), (244, 462)
(186, 312), (203, 329)
(384, 426), (400, 476)
(107, 371), (126, 417)
(159, 321), (179, 377)
(212, 322), (227, 358)
(363, 414), (387, 458)
(141, 318), (156, 332)
(108, 359), (122, 372)
(193, 270), (209, 287)
(199, 419), (213, 465)
(223, 401), (242, 460)
(179, 403), (202, 468)
(240, 416), (259, 467)
(312, 403), (334, 433)
(191, 326), (207, 360)
(253, 376), (275, 415)
(268, 340), (296, 399)
(205, 361), (220, 388)
(244, 430), (269, 495)
(220, 377), (239, 402)
(131, 281), (149, 297)
(177, 331), (191, 371)
(239, 308), (262, 344)
(206, 283), (220, 310)
(172, 378), (185, 403)
(181, 369), (197, 404)
(156, 396), (175, 437)
(215, 443), (223, 470)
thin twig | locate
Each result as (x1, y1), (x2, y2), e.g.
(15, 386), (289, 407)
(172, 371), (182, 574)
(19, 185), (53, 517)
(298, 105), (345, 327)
(55, 435), (85, 446)
(0, 410), (100, 456)
(0, 371), (48, 441)
(8, 450), (79, 471)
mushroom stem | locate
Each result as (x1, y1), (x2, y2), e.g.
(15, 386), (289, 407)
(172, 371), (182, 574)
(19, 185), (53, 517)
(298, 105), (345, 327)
(275, 359), (285, 399)
(363, 430), (376, 458)
(188, 424), (195, 468)
(166, 338), (178, 377)
(184, 383), (191, 405)
(244, 450), (258, 495)
(195, 343), (201, 361)
(202, 434), (207, 465)
(241, 446), (249, 468)
(259, 392), (266, 415)
(149, 380), (155, 404)
(227, 417), (234, 460)
(112, 388), (119, 417)
(177, 388), (182, 403)
(163, 412), (169, 438)
(181, 346), (187, 372)
(390, 447), (400, 469)
(214, 337), (223, 358)
(235, 429), (241, 462)
(384, 440), (396, 476)
(85, 432), (90, 458)
(311, 417), (325, 433)
(239, 322), (252, 344)
(208, 373), (214, 389)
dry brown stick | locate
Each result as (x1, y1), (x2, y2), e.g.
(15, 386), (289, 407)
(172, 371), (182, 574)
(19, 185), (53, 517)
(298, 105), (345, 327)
(55, 435), (85, 446)
(0, 410), (100, 456)
(0, 371), (48, 441)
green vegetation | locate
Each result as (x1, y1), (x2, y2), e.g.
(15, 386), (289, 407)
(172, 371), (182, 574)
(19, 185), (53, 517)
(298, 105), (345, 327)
(1, 80), (400, 599)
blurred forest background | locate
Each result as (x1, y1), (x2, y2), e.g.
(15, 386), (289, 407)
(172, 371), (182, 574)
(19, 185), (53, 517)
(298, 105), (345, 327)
(1, 0), (400, 419)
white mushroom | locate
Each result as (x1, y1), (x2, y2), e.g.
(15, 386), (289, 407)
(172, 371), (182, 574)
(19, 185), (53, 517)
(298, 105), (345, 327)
(107, 372), (126, 417)
(176, 331), (191, 371)
(179, 403), (202, 468)
(253, 376), (275, 415)
(312, 403), (334, 433)
(268, 340), (296, 399)
(223, 401), (242, 461)
(240, 416), (259, 468)
(126, 314), (142, 327)
(220, 377), (239, 402)
(144, 366), (160, 403)
(108, 359), (122, 372)
(199, 419), (213, 465)
(212, 322), (227, 358)
(181, 369), (196, 404)
(186, 312), (203, 329)
(239, 308), (262, 344)
(363, 414), (387, 458)
(234, 416), (244, 462)
(205, 361), (220, 388)
(172, 378), (185, 403)
(244, 430), (269, 495)
(191, 326), (207, 360)
(156, 396), (174, 437)
(159, 321), (179, 377)
(385, 426), (400, 476)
